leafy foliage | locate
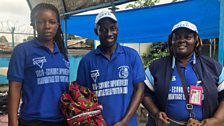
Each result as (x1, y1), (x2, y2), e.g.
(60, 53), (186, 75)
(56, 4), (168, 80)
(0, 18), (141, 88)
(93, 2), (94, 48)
(126, 0), (159, 8)
(141, 42), (169, 68)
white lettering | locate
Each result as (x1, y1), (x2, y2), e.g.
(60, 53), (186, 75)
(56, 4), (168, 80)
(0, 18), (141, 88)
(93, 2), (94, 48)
(95, 87), (128, 97)
(37, 76), (69, 85)
(35, 70), (45, 77)
(45, 68), (69, 76)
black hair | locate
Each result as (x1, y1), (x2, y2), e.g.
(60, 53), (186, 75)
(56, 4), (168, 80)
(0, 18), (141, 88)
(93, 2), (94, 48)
(30, 3), (68, 60)
(168, 30), (202, 57)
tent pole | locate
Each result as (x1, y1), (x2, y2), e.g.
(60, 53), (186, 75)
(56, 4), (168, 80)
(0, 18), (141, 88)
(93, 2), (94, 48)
(94, 40), (97, 49)
(139, 43), (140, 54)
(63, 16), (67, 48)
(209, 39), (212, 58)
(218, 0), (224, 65)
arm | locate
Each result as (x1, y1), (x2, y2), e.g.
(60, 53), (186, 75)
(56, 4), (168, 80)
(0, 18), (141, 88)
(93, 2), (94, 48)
(8, 81), (22, 126)
(142, 68), (169, 126)
(76, 58), (89, 88)
(201, 101), (224, 125)
(114, 82), (144, 126)
(143, 67), (170, 126)
(142, 95), (159, 119)
(202, 67), (224, 125)
(142, 95), (170, 126)
(143, 67), (169, 123)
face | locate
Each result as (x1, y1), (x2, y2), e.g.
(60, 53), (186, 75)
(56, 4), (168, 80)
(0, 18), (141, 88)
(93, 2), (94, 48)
(97, 19), (118, 48)
(171, 28), (197, 58)
(34, 9), (59, 42)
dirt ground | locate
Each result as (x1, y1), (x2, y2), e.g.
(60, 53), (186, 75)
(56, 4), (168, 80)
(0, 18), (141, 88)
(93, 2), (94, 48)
(137, 105), (148, 126)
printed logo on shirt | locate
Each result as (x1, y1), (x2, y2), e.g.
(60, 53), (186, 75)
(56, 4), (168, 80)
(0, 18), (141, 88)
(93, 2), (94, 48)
(172, 76), (176, 81)
(35, 68), (69, 85)
(92, 79), (128, 97)
(91, 70), (100, 83)
(168, 86), (186, 100)
(118, 66), (129, 79)
(32, 57), (47, 69)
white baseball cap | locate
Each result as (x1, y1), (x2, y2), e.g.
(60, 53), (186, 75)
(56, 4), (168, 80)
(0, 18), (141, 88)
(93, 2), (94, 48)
(95, 10), (117, 26)
(172, 21), (198, 33)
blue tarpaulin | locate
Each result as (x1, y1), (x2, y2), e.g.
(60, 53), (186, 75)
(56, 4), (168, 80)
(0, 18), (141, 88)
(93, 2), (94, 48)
(61, 0), (220, 43)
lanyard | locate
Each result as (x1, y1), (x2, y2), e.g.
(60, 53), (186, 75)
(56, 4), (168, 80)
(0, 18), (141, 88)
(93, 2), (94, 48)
(176, 62), (194, 117)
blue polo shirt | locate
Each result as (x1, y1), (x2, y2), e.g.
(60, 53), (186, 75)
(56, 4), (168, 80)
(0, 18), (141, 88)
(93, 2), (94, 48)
(7, 39), (70, 121)
(77, 44), (145, 126)
(166, 55), (202, 121)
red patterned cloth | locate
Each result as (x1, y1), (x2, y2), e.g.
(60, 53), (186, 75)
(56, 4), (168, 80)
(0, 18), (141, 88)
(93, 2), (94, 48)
(60, 81), (106, 126)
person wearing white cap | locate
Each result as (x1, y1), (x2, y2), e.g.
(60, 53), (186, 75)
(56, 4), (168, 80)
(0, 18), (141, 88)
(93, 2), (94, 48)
(76, 10), (145, 126)
(142, 21), (224, 126)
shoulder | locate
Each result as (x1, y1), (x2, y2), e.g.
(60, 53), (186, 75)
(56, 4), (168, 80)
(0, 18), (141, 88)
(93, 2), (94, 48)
(198, 55), (222, 67)
(199, 55), (219, 63)
(80, 49), (96, 62)
(149, 56), (172, 73)
(119, 46), (141, 60)
(150, 56), (172, 67)
(197, 55), (222, 71)
(121, 46), (139, 55)
(14, 39), (35, 50)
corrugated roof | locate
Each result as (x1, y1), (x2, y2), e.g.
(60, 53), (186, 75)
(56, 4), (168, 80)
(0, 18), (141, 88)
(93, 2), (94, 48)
(26, 0), (132, 16)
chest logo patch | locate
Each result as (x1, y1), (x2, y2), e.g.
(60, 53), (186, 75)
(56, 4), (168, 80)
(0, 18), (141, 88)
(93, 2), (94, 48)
(118, 66), (129, 79)
(91, 70), (100, 83)
(172, 76), (176, 81)
(32, 57), (47, 69)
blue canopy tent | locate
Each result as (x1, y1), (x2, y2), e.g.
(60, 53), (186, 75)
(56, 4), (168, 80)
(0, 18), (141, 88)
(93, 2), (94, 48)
(26, 0), (223, 63)
(61, 0), (224, 64)
(61, 0), (219, 43)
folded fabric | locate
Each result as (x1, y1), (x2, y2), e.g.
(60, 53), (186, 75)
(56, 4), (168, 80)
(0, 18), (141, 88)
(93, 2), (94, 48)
(60, 81), (106, 126)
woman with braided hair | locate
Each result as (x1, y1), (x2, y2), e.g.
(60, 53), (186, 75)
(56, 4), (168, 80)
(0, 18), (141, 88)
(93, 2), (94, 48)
(7, 3), (69, 126)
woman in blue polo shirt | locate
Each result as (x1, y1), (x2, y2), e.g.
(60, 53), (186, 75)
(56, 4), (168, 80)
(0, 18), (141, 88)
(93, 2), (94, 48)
(143, 21), (224, 126)
(7, 3), (69, 126)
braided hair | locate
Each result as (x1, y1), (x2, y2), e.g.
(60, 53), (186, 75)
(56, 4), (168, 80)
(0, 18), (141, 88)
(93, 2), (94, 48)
(168, 30), (203, 57)
(30, 3), (68, 60)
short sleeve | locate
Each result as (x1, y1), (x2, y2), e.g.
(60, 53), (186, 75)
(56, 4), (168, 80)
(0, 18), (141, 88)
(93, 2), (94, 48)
(7, 44), (25, 83)
(76, 58), (89, 88)
(144, 67), (155, 96)
(132, 51), (145, 85)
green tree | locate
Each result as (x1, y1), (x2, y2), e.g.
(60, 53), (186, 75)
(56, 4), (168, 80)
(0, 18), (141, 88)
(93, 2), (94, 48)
(126, 0), (159, 8)
(142, 42), (168, 68)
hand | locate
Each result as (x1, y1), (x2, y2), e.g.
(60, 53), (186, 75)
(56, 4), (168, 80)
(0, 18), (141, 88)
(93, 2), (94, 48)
(155, 112), (170, 126)
(201, 117), (222, 126)
(113, 120), (128, 126)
